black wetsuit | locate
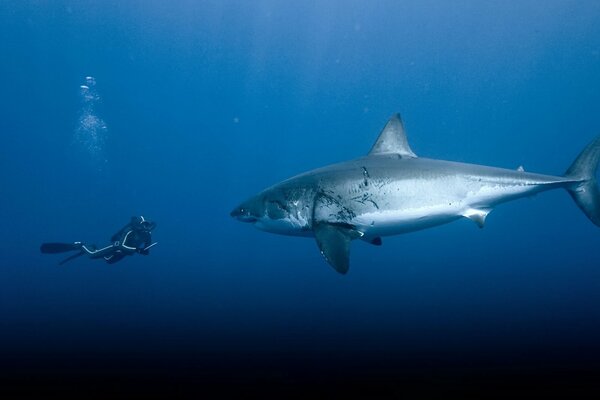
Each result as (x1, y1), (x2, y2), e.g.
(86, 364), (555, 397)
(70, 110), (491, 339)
(41, 216), (156, 265)
(81, 221), (153, 264)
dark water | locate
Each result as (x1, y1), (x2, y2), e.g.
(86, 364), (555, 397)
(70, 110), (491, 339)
(1, 1), (600, 397)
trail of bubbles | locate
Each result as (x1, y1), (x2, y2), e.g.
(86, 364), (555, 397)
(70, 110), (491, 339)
(74, 76), (108, 167)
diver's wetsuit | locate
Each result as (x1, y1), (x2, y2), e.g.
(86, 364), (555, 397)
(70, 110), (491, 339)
(80, 219), (154, 264)
(41, 216), (156, 265)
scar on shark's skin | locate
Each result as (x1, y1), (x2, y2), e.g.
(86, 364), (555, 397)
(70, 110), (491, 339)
(231, 112), (600, 274)
(367, 199), (379, 209)
(316, 190), (357, 221)
(272, 200), (289, 212)
(354, 167), (380, 210)
(350, 192), (379, 210)
(362, 166), (370, 187)
(371, 177), (391, 190)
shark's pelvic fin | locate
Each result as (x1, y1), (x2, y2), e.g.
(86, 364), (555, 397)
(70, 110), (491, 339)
(369, 237), (383, 246)
(368, 113), (417, 158)
(314, 223), (361, 274)
(360, 236), (383, 246)
(462, 208), (491, 228)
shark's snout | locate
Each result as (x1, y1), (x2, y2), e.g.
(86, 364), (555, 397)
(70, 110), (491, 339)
(230, 206), (258, 223)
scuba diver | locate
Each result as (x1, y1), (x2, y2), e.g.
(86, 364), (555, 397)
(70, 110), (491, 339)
(40, 216), (157, 265)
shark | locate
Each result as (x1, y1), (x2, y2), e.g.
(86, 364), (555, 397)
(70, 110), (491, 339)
(231, 114), (600, 274)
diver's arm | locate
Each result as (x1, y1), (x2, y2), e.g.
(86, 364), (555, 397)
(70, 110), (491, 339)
(137, 232), (153, 255)
(110, 223), (131, 242)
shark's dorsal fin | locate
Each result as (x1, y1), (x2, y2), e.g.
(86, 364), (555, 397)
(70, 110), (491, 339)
(368, 113), (417, 158)
(314, 223), (361, 274)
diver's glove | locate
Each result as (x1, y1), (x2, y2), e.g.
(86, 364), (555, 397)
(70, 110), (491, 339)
(137, 243), (157, 255)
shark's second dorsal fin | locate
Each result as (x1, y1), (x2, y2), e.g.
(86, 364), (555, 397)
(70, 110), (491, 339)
(368, 113), (417, 158)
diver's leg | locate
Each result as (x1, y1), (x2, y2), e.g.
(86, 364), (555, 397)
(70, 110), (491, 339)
(81, 244), (118, 259)
(104, 251), (126, 264)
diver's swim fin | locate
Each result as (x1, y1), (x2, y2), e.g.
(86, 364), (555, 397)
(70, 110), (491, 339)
(40, 242), (82, 254)
(58, 251), (85, 265)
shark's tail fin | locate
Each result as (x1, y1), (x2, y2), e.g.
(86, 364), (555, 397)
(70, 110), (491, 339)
(565, 136), (600, 226)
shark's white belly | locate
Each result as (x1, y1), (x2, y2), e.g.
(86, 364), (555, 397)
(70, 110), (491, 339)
(347, 176), (535, 237)
(353, 204), (463, 236)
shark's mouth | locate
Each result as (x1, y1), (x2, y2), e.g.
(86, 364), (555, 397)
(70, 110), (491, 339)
(233, 214), (258, 223)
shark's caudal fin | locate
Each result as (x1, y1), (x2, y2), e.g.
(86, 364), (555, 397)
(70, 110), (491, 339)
(565, 136), (600, 226)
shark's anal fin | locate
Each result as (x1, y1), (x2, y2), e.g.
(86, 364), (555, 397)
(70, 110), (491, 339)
(314, 223), (362, 274)
(368, 113), (417, 158)
(462, 208), (491, 228)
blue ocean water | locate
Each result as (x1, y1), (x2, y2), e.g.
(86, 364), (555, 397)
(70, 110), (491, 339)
(1, 0), (600, 396)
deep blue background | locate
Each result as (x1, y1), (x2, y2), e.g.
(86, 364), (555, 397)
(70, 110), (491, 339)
(1, 0), (600, 396)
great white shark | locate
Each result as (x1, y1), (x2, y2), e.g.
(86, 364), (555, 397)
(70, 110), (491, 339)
(231, 114), (600, 274)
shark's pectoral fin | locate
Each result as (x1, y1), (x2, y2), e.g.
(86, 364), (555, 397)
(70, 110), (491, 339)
(314, 223), (362, 274)
(462, 208), (492, 228)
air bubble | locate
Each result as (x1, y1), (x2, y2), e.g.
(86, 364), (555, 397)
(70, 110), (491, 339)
(74, 76), (107, 168)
